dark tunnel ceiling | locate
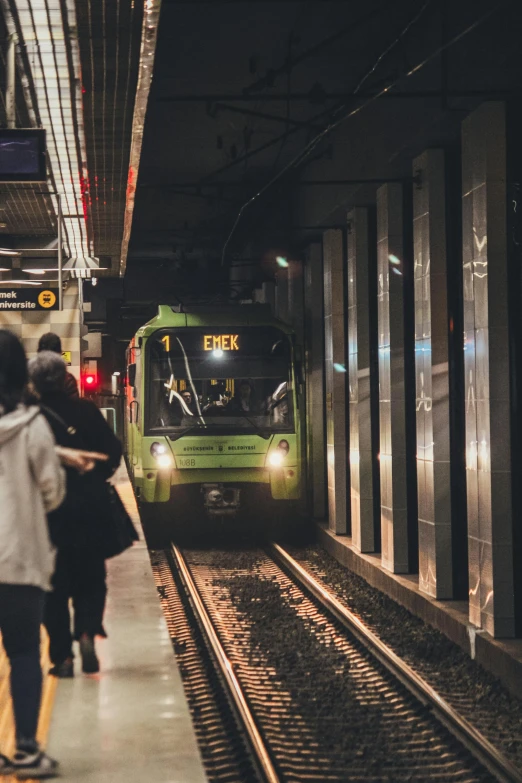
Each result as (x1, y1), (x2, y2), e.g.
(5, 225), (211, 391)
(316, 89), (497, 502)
(126, 0), (521, 301)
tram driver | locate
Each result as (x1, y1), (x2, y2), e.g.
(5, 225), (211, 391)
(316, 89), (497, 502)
(227, 380), (261, 415)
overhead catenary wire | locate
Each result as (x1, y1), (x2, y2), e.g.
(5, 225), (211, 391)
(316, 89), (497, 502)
(220, 0), (432, 265)
(220, 1), (507, 267)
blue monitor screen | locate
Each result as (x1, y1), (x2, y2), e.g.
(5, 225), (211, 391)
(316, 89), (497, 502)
(0, 130), (46, 181)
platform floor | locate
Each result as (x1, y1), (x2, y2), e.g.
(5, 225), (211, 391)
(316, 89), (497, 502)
(44, 464), (207, 782)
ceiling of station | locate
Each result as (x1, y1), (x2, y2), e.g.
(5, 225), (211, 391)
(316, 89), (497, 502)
(0, 0), (157, 277)
(126, 0), (521, 304)
(75, 0), (145, 271)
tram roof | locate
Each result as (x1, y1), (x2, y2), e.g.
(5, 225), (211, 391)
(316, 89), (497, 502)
(134, 304), (294, 340)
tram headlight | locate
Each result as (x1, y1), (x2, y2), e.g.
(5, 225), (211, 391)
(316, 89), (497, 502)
(150, 442), (172, 468)
(268, 451), (284, 467)
(268, 440), (290, 467)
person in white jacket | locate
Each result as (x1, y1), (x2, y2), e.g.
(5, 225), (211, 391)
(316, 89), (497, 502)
(0, 329), (65, 781)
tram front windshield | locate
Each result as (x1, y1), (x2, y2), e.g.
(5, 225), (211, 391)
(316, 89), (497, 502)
(146, 327), (293, 434)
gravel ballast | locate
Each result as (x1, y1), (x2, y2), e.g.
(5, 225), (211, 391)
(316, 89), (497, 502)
(289, 545), (522, 770)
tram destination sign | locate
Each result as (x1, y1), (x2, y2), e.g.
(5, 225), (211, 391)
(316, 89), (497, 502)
(0, 288), (58, 311)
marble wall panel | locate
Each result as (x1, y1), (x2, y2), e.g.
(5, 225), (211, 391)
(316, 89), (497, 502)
(462, 102), (515, 637)
(323, 230), (347, 534)
(376, 185), (409, 572)
(304, 244), (326, 520)
(347, 208), (375, 552)
(413, 150), (453, 598)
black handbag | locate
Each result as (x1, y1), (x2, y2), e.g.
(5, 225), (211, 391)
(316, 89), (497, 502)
(103, 483), (140, 559)
(40, 404), (139, 557)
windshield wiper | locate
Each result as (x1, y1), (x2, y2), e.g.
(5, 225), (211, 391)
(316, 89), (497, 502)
(240, 416), (271, 439)
(169, 422), (208, 441)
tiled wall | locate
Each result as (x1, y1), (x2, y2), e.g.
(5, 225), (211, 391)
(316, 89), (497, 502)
(323, 229), (348, 534)
(413, 150), (453, 599)
(0, 281), (82, 381)
(462, 103), (515, 637)
(347, 208), (375, 553)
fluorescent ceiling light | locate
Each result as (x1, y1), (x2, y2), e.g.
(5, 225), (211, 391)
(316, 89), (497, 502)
(22, 267), (59, 272)
(0, 248), (22, 257)
(0, 280), (43, 286)
(24, 269), (48, 275)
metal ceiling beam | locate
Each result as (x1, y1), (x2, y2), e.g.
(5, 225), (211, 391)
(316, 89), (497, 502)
(212, 102), (322, 131)
(241, 4), (389, 97)
(163, 1), (366, 3)
(140, 178), (409, 188)
(119, 0), (162, 276)
(157, 90), (509, 103)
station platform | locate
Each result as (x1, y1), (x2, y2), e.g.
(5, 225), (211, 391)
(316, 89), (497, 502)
(318, 524), (522, 699)
(0, 464), (207, 783)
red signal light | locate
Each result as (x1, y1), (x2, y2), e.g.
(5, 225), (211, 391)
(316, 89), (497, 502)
(82, 372), (98, 390)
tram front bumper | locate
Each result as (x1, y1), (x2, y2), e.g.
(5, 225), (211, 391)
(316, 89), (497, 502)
(202, 484), (241, 516)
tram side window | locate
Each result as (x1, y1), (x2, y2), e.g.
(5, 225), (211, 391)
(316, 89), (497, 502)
(128, 363), (136, 391)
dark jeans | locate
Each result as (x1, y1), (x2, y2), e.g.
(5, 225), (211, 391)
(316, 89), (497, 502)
(44, 547), (107, 665)
(0, 584), (44, 746)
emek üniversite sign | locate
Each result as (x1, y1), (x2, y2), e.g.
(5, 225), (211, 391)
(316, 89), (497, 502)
(0, 288), (58, 311)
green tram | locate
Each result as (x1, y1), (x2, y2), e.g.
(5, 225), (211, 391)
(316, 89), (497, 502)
(124, 304), (303, 542)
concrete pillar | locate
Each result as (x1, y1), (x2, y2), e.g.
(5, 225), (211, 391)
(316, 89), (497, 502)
(323, 229), (347, 534)
(377, 184), (409, 572)
(288, 261), (304, 345)
(260, 281), (276, 313)
(275, 268), (289, 324)
(462, 102), (515, 637)
(413, 150), (453, 598)
(304, 243), (326, 519)
(347, 208), (375, 552)
(0, 280), (82, 380)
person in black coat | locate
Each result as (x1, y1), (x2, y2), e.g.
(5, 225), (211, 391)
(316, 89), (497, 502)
(28, 351), (122, 678)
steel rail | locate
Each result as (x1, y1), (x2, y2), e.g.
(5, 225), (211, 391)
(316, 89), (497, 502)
(270, 543), (522, 783)
(171, 544), (281, 783)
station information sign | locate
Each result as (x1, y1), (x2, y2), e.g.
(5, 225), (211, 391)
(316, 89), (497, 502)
(0, 288), (58, 311)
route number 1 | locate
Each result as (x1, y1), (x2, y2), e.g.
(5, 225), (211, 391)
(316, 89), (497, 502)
(161, 335), (170, 352)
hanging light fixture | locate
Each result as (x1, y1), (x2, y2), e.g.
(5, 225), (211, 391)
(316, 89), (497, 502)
(63, 256), (100, 279)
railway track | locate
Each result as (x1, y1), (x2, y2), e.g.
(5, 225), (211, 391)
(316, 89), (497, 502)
(153, 543), (522, 783)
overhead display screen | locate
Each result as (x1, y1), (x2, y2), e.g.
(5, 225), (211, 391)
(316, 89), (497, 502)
(0, 129), (46, 182)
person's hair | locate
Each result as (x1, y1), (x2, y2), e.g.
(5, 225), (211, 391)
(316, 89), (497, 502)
(28, 351), (67, 395)
(0, 329), (28, 414)
(37, 332), (62, 354)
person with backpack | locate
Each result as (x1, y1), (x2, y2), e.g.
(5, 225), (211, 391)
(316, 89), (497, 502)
(0, 330), (65, 780)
